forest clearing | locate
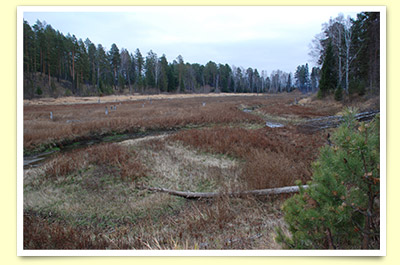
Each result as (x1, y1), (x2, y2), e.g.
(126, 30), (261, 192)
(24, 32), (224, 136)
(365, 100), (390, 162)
(21, 8), (382, 251)
(23, 92), (380, 250)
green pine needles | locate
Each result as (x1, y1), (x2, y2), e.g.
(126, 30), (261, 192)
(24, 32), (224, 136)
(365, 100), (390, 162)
(276, 109), (380, 249)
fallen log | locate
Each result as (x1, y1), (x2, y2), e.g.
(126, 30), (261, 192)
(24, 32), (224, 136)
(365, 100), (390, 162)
(139, 185), (309, 200)
(299, 110), (379, 132)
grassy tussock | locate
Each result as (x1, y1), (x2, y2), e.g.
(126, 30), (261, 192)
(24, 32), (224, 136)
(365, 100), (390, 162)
(24, 212), (110, 249)
(45, 143), (147, 181)
(127, 135), (240, 192)
(127, 197), (287, 250)
(169, 126), (325, 189)
(242, 149), (308, 189)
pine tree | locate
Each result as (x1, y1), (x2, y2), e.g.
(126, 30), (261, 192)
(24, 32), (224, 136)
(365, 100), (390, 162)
(96, 44), (109, 93)
(276, 109), (380, 249)
(76, 38), (89, 94)
(86, 39), (97, 90)
(294, 64), (311, 93)
(144, 50), (157, 89)
(167, 62), (177, 92)
(134, 48), (144, 93)
(286, 73), (292, 92)
(204, 61), (218, 89)
(158, 55), (169, 92)
(109, 43), (121, 90)
(120, 48), (132, 93)
(310, 67), (320, 93)
(176, 55), (185, 92)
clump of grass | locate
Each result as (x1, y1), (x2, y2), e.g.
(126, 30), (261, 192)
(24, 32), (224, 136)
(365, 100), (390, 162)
(24, 211), (110, 249)
(131, 136), (240, 193)
(169, 126), (325, 189)
(45, 143), (147, 181)
(126, 196), (287, 249)
(241, 149), (309, 189)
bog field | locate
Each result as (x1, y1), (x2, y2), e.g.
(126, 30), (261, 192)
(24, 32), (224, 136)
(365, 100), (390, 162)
(22, 92), (379, 250)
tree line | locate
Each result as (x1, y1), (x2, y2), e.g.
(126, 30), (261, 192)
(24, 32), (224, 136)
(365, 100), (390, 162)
(23, 20), (295, 99)
(23, 11), (379, 99)
(306, 12), (380, 99)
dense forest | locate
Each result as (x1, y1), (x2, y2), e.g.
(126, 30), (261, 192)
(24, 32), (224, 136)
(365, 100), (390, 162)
(23, 12), (380, 99)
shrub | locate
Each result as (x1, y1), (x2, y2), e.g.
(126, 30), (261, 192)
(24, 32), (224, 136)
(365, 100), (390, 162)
(349, 80), (366, 96)
(317, 89), (325, 99)
(65, 89), (72, 96)
(36, 86), (42, 96)
(334, 85), (343, 101)
(51, 80), (57, 92)
(276, 109), (380, 249)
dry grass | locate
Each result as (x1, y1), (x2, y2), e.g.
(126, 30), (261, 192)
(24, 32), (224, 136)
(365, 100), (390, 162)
(168, 125), (325, 189)
(24, 196), (288, 250)
(24, 92), (372, 250)
(44, 143), (147, 181)
(123, 196), (288, 250)
(23, 92), (262, 106)
(24, 135), (257, 249)
(24, 95), (265, 152)
(121, 134), (241, 192)
(24, 211), (110, 249)
(257, 99), (341, 118)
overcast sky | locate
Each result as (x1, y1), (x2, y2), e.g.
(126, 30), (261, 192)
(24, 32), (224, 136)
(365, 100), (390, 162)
(22, 6), (369, 75)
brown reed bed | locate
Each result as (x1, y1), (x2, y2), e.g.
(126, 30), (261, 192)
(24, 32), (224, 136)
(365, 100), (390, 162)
(43, 143), (147, 181)
(168, 125), (326, 189)
(24, 95), (267, 153)
(23, 92), (345, 250)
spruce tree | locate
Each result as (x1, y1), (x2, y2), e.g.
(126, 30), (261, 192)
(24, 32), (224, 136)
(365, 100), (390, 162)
(318, 41), (337, 98)
(276, 109), (380, 249)
(334, 85), (343, 101)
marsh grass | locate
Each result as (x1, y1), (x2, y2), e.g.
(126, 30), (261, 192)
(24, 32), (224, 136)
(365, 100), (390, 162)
(24, 195), (288, 250)
(44, 143), (147, 181)
(169, 125), (325, 189)
(124, 196), (288, 250)
(23, 92), (343, 250)
(24, 96), (266, 153)
(24, 135), (256, 249)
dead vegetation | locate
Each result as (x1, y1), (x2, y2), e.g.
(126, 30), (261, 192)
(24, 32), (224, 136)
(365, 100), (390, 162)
(44, 143), (147, 181)
(23, 92), (379, 250)
(24, 95), (265, 153)
(24, 211), (110, 249)
(169, 125), (325, 189)
(24, 196), (287, 250)
(23, 92), (260, 106)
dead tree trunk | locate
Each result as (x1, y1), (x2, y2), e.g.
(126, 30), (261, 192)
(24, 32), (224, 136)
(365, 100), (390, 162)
(299, 110), (379, 133)
(139, 185), (309, 200)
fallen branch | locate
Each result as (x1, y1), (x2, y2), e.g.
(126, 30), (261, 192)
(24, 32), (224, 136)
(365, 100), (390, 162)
(299, 110), (379, 132)
(139, 185), (309, 200)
